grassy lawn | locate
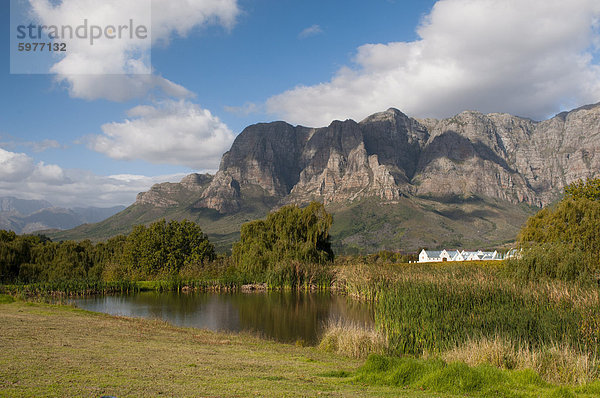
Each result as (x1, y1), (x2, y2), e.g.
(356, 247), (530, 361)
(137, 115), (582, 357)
(0, 299), (443, 398)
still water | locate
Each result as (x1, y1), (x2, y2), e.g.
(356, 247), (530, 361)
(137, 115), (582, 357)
(72, 291), (373, 345)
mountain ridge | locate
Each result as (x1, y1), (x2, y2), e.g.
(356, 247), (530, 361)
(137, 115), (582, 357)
(195, 102), (600, 213)
(50, 103), (600, 252)
(0, 197), (126, 234)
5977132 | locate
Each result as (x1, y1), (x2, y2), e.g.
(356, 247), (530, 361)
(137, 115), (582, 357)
(17, 42), (66, 52)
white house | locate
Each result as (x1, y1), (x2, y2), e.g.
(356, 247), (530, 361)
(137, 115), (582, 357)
(419, 250), (443, 262)
(418, 249), (503, 263)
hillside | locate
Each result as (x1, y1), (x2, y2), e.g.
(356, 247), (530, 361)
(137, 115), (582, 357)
(50, 103), (600, 252)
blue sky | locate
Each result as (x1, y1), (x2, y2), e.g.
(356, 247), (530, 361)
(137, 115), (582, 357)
(1, 0), (600, 207)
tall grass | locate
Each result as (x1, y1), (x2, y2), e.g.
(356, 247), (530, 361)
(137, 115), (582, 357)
(319, 318), (387, 359)
(376, 278), (600, 357)
(442, 336), (600, 385)
(376, 264), (600, 357)
(264, 261), (334, 290)
(322, 261), (600, 385)
(0, 280), (140, 298)
(347, 354), (600, 397)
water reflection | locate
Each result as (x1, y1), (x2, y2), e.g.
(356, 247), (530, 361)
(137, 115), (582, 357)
(73, 291), (373, 345)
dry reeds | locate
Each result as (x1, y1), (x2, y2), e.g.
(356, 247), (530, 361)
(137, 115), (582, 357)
(318, 318), (387, 359)
(442, 336), (600, 385)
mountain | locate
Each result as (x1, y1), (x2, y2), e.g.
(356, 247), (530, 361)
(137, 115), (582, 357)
(0, 197), (53, 215)
(50, 103), (600, 252)
(0, 197), (125, 234)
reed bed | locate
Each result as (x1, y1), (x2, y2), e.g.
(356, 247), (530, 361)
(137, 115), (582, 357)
(376, 276), (600, 357)
(324, 261), (600, 385)
(0, 280), (140, 297)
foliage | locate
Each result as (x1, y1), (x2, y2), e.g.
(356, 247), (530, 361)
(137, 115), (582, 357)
(508, 243), (590, 281)
(514, 178), (600, 281)
(117, 219), (215, 280)
(264, 260), (333, 289)
(0, 219), (215, 285)
(232, 202), (334, 275)
(564, 178), (600, 201)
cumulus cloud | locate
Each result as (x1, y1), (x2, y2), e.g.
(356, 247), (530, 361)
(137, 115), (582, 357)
(28, 0), (240, 101)
(299, 24), (323, 39)
(151, 0), (239, 44)
(0, 148), (36, 182)
(88, 100), (235, 169)
(267, 0), (600, 126)
(0, 147), (185, 207)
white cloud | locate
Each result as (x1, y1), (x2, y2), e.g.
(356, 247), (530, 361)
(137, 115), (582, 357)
(28, 0), (240, 101)
(0, 147), (186, 207)
(151, 0), (239, 44)
(88, 100), (235, 169)
(267, 0), (600, 126)
(299, 24), (323, 39)
(0, 148), (36, 182)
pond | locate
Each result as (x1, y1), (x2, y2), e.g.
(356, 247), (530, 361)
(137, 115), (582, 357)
(72, 291), (373, 345)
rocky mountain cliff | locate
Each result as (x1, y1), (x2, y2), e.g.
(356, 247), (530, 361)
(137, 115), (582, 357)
(55, 103), (600, 252)
(190, 103), (600, 213)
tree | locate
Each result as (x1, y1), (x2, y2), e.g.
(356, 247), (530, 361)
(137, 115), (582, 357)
(120, 219), (215, 279)
(515, 178), (600, 280)
(232, 202), (334, 273)
(564, 178), (600, 201)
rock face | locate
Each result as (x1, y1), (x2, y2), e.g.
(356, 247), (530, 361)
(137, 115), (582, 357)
(136, 173), (213, 207)
(197, 103), (600, 213)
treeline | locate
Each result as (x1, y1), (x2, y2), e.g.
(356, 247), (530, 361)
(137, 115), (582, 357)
(0, 219), (215, 284)
(0, 202), (336, 288)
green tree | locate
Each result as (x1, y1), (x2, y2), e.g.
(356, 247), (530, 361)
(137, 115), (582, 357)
(515, 178), (600, 280)
(232, 202), (334, 274)
(0, 232), (48, 283)
(564, 177), (600, 201)
(119, 219), (215, 279)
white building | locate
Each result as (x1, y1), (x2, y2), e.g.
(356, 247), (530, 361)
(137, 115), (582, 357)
(418, 249), (503, 263)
